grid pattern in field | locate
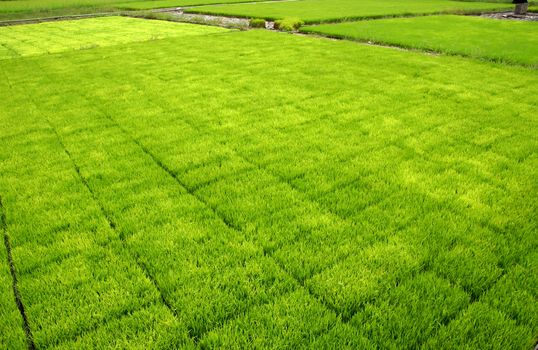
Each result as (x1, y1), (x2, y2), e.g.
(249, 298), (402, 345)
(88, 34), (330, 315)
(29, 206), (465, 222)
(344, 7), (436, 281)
(0, 16), (229, 59)
(1, 20), (537, 350)
(301, 15), (538, 66)
(185, 0), (511, 23)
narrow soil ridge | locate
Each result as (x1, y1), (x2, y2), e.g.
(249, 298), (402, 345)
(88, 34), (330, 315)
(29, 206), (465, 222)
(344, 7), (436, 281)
(0, 196), (36, 350)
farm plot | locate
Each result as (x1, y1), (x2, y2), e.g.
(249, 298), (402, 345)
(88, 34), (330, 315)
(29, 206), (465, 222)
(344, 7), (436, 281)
(1, 18), (537, 349)
(0, 0), (279, 21)
(185, 0), (512, 23)
(301, 15), (538, 66)
(0, 16), (228, 59)
(0, 0), (130, 20)
(113, 0), (274, 10)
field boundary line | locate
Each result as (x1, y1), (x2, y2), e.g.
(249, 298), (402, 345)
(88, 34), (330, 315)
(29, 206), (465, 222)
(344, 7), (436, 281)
(0, 196), (36, 350)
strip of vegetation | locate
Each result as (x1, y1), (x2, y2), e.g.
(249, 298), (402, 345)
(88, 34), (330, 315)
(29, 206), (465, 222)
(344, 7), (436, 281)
(0, 0), (282, 21)
(184, 0), (512, 24)
(113, 0), (277, 10)
(301, 15), (538, 67)
(0, 0), (124, 21)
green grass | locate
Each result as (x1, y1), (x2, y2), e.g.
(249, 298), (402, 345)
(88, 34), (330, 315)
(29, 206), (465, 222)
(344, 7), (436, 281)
(114, 0), (272, 10)
(0, 0), (125, 20)
(186, 0), (512, 23)
(0, 16), (229, 59)
(0, 0), (276, 21)
(301, 15), (538, 67)
(1, 17), (537, 349)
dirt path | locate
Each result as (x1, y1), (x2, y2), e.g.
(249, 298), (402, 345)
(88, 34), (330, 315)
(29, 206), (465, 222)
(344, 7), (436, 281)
(157, 10), (251, 27)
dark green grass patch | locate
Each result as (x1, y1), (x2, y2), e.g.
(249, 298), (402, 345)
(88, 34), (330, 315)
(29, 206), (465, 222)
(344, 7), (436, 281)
(302, 15), (538, 66)
(0, 16), (229, 59)
(0, 18), (537, 348)
(0, 0), (127, 21)
(114, 0), (273, 10)
(0, 0), (275, 20)
(186, 0), (511, 23)
(249, 17), (265, 28)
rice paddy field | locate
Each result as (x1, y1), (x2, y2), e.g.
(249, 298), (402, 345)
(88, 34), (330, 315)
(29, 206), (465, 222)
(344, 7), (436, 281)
(114, 0), (268, 10)
(301, 15), (538, 66)
(1, 0), (537, 348)
(185, 0), (512, 23)
(0, 0), (119, 20)
(0, 0), (267, 21)
(0, 17), (228, 59)
(0, 0), (515, 20)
